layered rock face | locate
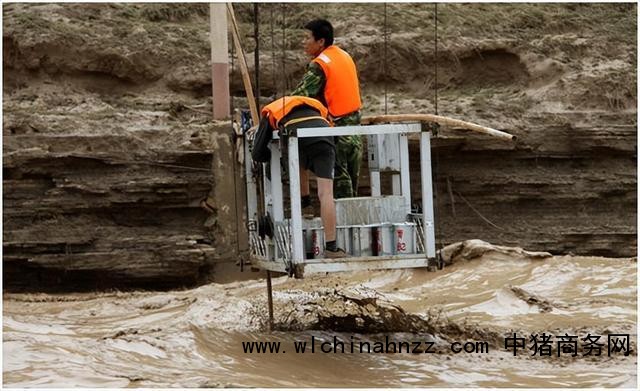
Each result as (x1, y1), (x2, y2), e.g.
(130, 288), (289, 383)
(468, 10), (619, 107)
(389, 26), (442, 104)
(3, 3), (636, 291)
(3, 4), (239, 291)
(406, 109), (636, 257)
(2, 90), (231, 291)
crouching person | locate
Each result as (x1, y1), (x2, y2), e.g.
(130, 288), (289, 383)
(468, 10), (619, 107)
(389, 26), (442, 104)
(260, 96), (347, 259)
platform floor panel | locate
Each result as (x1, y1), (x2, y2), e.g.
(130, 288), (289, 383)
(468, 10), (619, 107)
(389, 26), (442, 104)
(253, 254), (433, 277)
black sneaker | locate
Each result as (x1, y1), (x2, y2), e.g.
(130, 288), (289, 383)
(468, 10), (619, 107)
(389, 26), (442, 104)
(302, 205), (315, 219)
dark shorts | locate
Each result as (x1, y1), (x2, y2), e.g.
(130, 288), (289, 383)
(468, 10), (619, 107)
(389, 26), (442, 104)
(282, 106), (336, 179)
(300, 140), (335, 179)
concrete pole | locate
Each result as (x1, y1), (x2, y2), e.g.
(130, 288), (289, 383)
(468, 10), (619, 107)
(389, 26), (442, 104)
(210, 3), (230, 119)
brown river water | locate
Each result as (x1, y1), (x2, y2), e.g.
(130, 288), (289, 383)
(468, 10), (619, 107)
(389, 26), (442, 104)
(3, 242), (637, 387)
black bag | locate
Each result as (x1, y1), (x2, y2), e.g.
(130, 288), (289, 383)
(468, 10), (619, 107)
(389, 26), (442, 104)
(251, 116), (272, 163)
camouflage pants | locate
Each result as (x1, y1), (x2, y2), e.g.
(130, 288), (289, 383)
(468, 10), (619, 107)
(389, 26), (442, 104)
(333, 135), (363, 198)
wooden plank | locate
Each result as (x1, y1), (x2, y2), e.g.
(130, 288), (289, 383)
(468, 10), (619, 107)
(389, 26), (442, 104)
(361, 113), (515, 141)
(226, 3), (259, 126)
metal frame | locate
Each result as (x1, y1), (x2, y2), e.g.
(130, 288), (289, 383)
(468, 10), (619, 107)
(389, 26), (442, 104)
(244, 140), (258, 232)
(248, 123), (436, 277)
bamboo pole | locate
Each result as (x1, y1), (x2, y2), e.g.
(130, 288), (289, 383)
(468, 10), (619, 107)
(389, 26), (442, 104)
(361, 114), (515, 141)
(226, 3), (260, 126)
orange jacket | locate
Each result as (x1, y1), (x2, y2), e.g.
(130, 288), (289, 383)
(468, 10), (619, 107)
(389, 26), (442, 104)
(312, 45), (362, 117)
(261, 96), (328, 129)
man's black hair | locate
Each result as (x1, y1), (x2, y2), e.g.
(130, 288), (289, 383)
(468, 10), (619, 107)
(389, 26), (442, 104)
(304, 19), (334, 47)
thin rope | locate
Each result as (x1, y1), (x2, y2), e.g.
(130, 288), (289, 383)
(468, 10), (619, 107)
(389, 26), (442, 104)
(281, 3), (286, 95)
(254, 3), (260, 112)
(434, 3), (438, 115)
(65, 154), (212, 172)
(456, 191), (504, 231)
(281, 3), (289, 197)
(270, 6), (276, 96)
(384, 3), (388, 115)
(432, 3), (444, 256)
(230, 21), (235, 118)
(281, 3), (286, 122)
(229, 20), (242, 258)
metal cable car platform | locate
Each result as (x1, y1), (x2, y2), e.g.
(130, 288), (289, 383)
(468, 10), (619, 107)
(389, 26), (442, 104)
(245, 122), (438, 278)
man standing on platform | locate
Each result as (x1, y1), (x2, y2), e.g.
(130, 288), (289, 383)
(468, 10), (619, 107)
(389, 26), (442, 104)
(259, 96), (348, 258)
(292, 19), (363, 208)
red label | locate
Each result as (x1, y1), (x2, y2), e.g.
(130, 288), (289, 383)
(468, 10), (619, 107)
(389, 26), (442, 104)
(396, 228), (406, 252)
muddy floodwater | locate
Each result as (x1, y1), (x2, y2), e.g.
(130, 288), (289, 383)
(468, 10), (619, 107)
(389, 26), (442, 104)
(3, 243), (637, 387)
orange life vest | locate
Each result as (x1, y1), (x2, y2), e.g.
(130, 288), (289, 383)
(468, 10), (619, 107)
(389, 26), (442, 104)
(261, 96), (328, 129)
(312, 45), (362, 117)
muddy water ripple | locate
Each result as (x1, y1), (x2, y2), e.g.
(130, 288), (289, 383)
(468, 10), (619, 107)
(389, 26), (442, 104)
(3, 248), (637, 387)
